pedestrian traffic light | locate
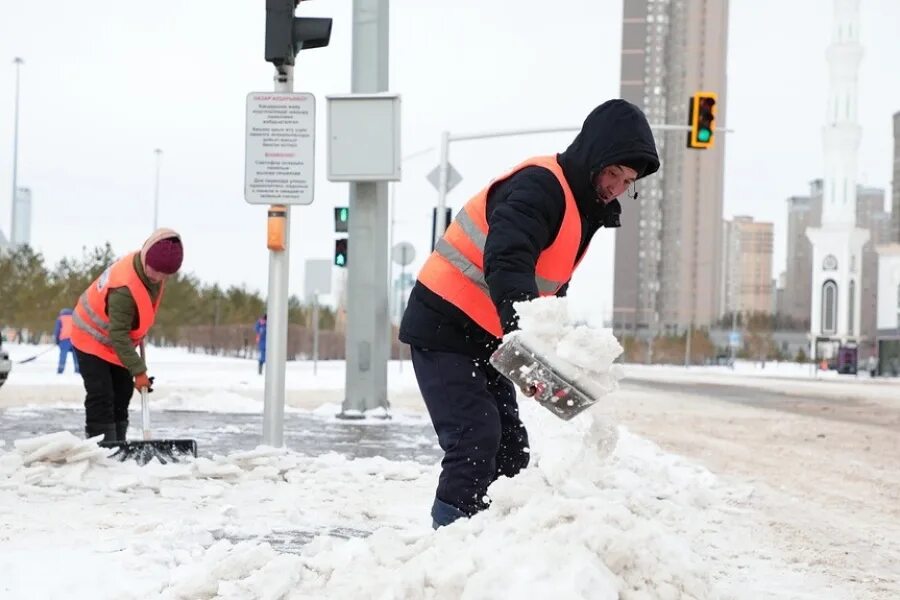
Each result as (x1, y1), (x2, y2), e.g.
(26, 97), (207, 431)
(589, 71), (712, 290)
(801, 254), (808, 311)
(265, 0), (333, 67)
(334, 206), (349, 233)
(687, 91), (717, 149)
(431, 207), (452, 252)
(334, 238), (348, 267)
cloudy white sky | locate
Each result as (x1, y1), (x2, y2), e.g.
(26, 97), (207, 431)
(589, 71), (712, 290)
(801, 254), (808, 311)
(1, 0), (898, 320)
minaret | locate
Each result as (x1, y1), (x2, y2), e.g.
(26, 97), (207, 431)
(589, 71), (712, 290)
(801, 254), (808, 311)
(806, 0), (869, 353)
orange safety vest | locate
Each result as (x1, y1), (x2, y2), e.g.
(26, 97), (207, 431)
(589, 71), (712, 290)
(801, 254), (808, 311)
(418, 155), (582, 338)
(70, 252), (164, 366)
(58, 314), (73, 341)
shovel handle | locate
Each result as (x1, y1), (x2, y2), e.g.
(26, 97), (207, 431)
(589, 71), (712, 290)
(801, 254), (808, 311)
(139, 343), (150, 440)
(141, 387), (151, 440)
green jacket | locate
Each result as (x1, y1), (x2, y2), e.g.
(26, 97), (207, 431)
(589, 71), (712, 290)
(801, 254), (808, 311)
(107, 254), (162, 375)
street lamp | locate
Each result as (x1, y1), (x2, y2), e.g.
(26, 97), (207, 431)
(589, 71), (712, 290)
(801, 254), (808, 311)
(10, 57), (24, 247)
(153, 148), (162, 231)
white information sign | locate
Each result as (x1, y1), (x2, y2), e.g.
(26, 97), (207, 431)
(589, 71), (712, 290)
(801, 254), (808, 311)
(244, 92), (316, 205)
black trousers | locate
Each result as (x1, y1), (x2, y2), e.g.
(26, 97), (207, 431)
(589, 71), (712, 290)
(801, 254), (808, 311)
(410, 346), (530, 515)
(74, 348), (134, 428)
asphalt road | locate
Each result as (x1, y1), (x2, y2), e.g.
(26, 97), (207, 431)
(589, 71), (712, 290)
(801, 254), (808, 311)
(621, 378), (900, 430)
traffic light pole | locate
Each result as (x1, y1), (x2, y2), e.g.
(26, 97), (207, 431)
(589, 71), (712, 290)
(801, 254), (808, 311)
(257, 0), (331, 442)
(262, 65), (294, 447)
(431, 124), (732, 248)
(339, 0), (391, 418)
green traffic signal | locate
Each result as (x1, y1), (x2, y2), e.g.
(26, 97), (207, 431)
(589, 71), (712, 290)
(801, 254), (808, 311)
(687, 91), (717, 149)
(334, 238), (348, 267)
(334, 207), (349, 233)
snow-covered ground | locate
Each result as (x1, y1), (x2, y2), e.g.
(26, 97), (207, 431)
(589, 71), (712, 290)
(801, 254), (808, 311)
(1, 339), (897, 599)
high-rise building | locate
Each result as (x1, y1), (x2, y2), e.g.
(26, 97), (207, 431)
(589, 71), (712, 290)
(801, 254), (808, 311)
(614, 0), (729, 335)
(857, 186), (891, 347)
(893, 111), (900, 242)
(721, 216), (774, 316)
(783, 181), (823, 325)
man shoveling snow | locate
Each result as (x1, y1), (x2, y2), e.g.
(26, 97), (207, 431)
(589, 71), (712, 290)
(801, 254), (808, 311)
(399, 99), (660, 528)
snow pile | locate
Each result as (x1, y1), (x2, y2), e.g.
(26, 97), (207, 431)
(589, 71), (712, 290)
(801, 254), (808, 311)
(1, 418), (734, 599)
(276, 412), (719, 599)
(10, 431), (112, 466)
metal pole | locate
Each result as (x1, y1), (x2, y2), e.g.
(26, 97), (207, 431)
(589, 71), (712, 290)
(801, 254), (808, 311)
(153, 148), (162, 231)
(730, 308), (737, 366)
(341, 0), (391, 417)
(388, 180), (396, 345)
(398, 259), (406, 373)
(10, 57), (23, 247)
(262, 64), (293, 447)
(431, 122), (732, 250)
(312, 293), (319, 376)
(684, 322), (693, 367)
(433, 130), (450, 247)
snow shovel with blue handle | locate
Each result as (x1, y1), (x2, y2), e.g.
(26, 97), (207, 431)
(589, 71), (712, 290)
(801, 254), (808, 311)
(100, 344), (197, 465)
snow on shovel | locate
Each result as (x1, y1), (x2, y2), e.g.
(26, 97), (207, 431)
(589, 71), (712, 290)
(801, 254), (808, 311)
(490, 332), (604, 421)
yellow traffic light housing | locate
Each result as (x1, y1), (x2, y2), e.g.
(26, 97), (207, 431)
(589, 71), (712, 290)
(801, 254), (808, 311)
(687, 91), (717, 149)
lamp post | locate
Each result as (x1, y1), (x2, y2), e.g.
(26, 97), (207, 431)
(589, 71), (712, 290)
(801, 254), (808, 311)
(9, 57), (24, 246)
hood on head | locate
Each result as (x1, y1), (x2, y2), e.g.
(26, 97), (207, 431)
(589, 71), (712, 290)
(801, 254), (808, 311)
(558, 99), (660, 203)
(140, 228), (182, 274)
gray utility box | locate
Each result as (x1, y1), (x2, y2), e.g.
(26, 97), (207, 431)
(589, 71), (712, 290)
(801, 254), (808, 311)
(326, 93), (401, 182)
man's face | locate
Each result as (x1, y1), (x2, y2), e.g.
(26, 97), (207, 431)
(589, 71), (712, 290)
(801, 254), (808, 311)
(592, 165), (638, 204)
(144, 264), (172, 283)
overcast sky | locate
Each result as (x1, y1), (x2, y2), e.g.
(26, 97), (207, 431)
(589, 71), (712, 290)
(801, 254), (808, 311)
(1, 0), (898, 322)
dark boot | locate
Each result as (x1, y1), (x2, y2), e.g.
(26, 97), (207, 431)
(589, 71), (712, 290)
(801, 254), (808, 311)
(85, 423), (117, 443)
(115, 421), (129, 441)
(431, 497), (468, 529)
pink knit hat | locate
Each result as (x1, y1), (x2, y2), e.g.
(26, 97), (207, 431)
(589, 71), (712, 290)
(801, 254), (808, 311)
(141, 228), (183, 274)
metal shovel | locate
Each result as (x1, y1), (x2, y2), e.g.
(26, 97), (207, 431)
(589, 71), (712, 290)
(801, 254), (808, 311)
(490, 333), (601, 421)
(101, 346), (197, 464)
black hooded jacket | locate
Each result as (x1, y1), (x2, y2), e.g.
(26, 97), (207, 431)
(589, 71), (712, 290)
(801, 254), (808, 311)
(399, 100), (659, 360)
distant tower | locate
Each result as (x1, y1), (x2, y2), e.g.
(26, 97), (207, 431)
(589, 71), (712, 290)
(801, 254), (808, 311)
(806, 0), (869, 354)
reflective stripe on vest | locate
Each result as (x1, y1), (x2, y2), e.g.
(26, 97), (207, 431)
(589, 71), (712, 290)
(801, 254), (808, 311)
(417, 155), (582, 337)
(58, 315), (73, 341)
(70, 253), (163, 366)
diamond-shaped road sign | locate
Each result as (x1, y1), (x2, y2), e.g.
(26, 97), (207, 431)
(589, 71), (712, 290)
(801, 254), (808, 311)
(426, 163), (462, 193)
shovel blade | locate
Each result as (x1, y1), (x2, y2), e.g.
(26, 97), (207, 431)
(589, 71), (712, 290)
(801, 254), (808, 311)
(100, 439), (197, 465)
(490, 334), (599, 421)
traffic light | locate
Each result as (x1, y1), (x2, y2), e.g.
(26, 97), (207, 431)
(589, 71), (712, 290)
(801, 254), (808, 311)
(334, 206), (349, 233)
(334, 238), (348, 267)
(431, 207), (452, 252)
(687, 91), (717, 149)
(265, 0), (333, 67)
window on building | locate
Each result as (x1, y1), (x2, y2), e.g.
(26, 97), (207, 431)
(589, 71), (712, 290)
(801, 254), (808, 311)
(822, 280), (838, 335)
(848, 280), (855, 336)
